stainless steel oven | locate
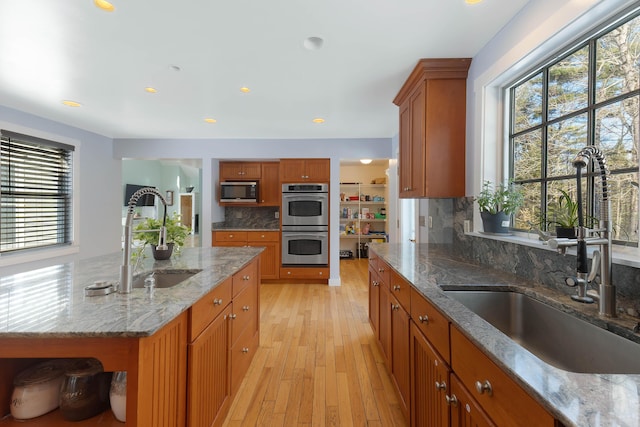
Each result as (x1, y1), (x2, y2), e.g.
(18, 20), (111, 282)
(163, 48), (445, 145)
(281, 183), (329, 227)
(281, 226), (328, 265)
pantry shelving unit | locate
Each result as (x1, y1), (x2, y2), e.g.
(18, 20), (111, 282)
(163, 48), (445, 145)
(339, 182), (388, 259)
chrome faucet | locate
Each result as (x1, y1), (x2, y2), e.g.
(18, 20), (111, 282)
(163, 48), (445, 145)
(120, 187), (168, 294)
(548, 146), (615, 317)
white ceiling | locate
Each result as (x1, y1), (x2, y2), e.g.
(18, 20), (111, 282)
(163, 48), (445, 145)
(0, 0), (529, 140)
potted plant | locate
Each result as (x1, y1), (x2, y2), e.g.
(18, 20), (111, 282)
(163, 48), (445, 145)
(546, 189), (581, 238)
(133, 213), (191, 260)
(475, 180), (524, 234)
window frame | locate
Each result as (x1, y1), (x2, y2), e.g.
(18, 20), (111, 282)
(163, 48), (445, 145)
(507, 8), (640, 246)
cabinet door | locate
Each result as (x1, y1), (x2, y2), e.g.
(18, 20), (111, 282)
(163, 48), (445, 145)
(188, 306), (231, 427)
(368, 264), (381, 338)
(260, 162), (280, 205)
(410, 322), (449, 427)
(408, 85), (426, 197)
(247, 240), (278, 279)
(391, 293), (411, 422)
(220, 162), (245, 180)
(241, 162), (262, 179)
(279, 159), (306, 182)
(304, 159), (330, 181)
(449, 374), (496, 427)
(378, 279), (392, 366)
(399, 95), (415, 198)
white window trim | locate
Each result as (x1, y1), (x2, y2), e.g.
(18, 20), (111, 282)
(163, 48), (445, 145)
(0, 122), (81, 267)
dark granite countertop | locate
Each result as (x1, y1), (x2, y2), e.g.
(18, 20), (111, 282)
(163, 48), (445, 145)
(369, 242), (640, 427)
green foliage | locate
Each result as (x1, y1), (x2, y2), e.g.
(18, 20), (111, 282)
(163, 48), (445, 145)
(475, 181), (524, 216)
(547, 189), (579, 228)
(134, 213), (191, 247)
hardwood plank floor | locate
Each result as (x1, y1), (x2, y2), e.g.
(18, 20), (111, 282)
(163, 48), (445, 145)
(223, 258), (408, 427)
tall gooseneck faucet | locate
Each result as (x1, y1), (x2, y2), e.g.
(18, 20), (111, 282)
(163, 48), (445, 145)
(120, 187), (168, 294)
(549, 146), (615, 316)
(573, 146), (615, 317)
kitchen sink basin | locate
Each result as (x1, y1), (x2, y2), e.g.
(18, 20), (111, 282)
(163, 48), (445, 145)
(444, 290), (640, 374)
(132, 269), (202, 289)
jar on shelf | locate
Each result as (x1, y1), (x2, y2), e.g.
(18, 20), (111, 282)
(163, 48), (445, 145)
(59, 358), (112, 421)
(110, 371), (127, 422)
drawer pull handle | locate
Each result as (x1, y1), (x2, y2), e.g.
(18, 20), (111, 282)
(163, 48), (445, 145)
(242, 347), (249, 354)
(418, 315), (429, 324)
(243, 275), (250, 281)
(393, 285), (401, 291)
(378, 268), (385, 273)
(229, 234), (234, 238)
(435, 381), (447, 391)
(475, 380), (493, 396)
(229, 314), (237, 319)
(392, 304), (400, 311)
(445, 394), (458, 406)
(213, 298), (223, 306)
(242, 305), (250, 311)
(372, 281), (379, 287)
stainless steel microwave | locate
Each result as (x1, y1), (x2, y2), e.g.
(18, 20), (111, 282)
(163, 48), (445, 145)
(219, 181), (258, 202)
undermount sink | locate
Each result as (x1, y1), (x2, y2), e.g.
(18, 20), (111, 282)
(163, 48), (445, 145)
(132, 269), (202, 289)
(444, 290), (640, 374)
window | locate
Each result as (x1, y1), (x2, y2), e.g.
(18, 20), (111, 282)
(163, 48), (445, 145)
(509, 9), (640, 246)
(0, 130), (74, 253)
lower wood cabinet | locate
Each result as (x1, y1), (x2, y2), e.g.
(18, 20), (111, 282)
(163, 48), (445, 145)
(213, 230), (280, 279)
(410, 322), (450, 427)
(368, 249), (558, 427)
(279, 266), (329, 280)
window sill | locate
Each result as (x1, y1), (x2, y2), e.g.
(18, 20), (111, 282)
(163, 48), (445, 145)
(467, 231), (640, 269)
(0, 245), (80, 268)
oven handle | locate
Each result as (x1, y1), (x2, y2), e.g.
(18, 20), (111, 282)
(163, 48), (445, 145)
(283, 234), (328, 239)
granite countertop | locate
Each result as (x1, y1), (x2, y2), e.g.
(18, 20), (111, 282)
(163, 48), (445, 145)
(0, 246), (263, 338)
(369, 242), (640, 427)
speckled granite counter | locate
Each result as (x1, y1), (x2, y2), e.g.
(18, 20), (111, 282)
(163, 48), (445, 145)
(0, 246), (263, 338)
(369, 242), (640, 427)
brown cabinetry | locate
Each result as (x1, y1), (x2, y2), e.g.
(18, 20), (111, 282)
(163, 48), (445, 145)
(279, 158), (330, 182)
(220, 162), (261, 180)
(449, 374), (496, 427)
(259, 162), (280, 205)
(390, 292), (411, 421)
(393, 58), (471, 198)
(213, 231), (280, 279)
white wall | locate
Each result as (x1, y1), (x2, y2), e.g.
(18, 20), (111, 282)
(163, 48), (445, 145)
(466, 0), (638, 229)
(0, 105), (121, 275)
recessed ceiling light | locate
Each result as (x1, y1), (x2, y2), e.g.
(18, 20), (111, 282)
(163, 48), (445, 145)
(312, 118), (325, 124)
(204, 118), (217, 124)
(360, 159), (373, 165)
(145, 87), (158, 93)
(94, 0), (115, 12)
(62, 100), (81, 107)
(303, 37), (324, 50)
(240, 87), (250, 93)
(465, 0), (483, 4)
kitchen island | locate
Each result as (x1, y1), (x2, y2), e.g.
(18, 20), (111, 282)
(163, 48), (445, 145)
(369, 242), (640, 427)
(0, 246), (263, 426)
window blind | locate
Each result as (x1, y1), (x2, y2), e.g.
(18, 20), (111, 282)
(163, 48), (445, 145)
(0, 130), (74, 253)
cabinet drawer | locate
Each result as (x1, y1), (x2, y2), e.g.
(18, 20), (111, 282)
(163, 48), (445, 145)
(247, 231), (279, 242)
(375, 260), (391, 288)
(231, 284), (258, 345)
(410, 287), (450, 364)
(213, 231), (248, 243)
(450, 326), (555, 427)
(233, 260), (258, 297)
(189, 277), (232, 341)
(389, 269), (411, 311)
(279, 267), (329, 279)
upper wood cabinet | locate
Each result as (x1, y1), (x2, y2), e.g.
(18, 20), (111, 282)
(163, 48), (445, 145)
(279, 158), (330, 182)
(220, 161), (262, 180)
(259, 162), (280, 205)
(393, 58), (471, 198)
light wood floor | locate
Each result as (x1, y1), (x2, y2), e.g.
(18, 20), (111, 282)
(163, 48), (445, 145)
(223, 258), (408, 427)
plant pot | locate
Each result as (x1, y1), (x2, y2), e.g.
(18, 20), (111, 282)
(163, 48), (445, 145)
(555, 226), (577, 239)
(151, 243), (174, 260)
(480, 211), (511, 234)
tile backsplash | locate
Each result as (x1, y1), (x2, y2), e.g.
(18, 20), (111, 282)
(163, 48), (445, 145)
(213, 206), (280, 229)
(428, 197), (640, 316)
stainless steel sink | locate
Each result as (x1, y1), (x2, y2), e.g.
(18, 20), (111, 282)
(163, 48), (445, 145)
(444, 290), (640, 374)
(132, 269), (202, 289)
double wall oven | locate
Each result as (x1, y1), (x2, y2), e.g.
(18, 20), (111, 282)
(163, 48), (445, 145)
(281, 183), (329, 266)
